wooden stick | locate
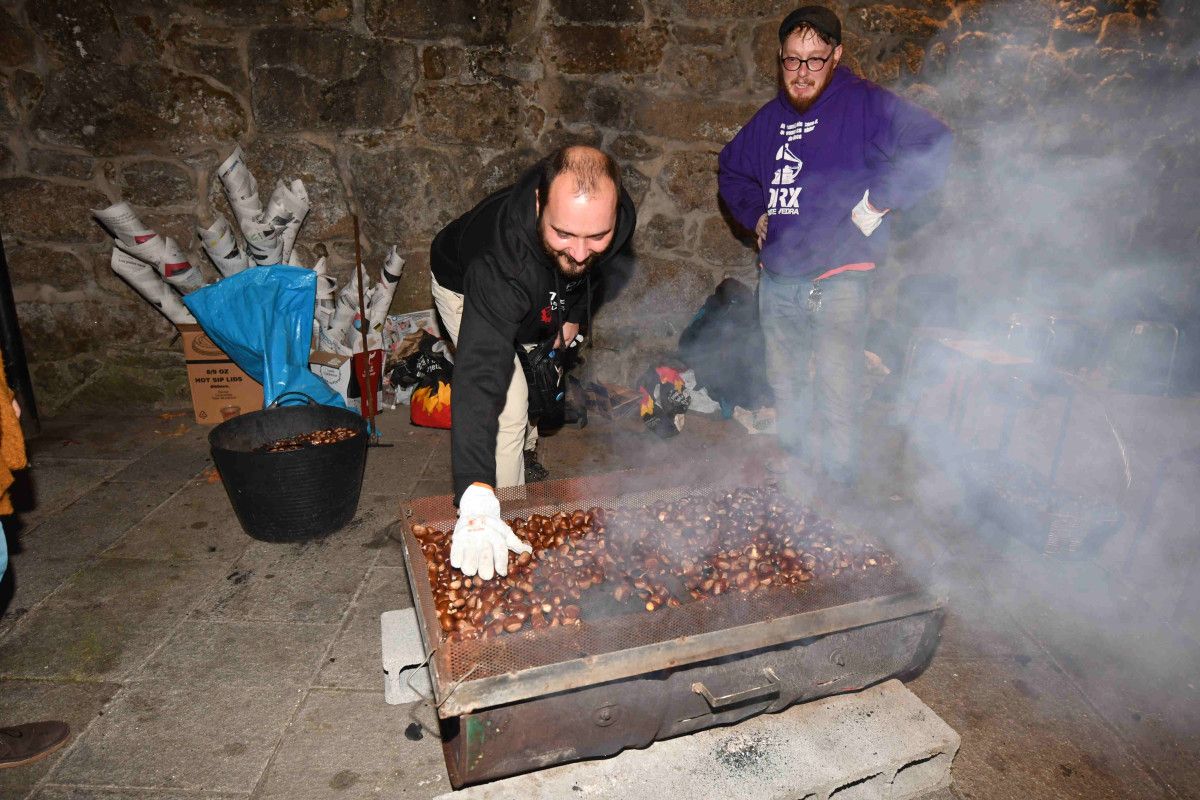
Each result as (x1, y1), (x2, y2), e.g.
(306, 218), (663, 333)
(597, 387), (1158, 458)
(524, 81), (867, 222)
(351, 214), (376, 436)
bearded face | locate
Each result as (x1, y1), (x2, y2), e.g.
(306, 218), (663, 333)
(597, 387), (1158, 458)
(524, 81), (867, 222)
(539, 232), (603, 278)
(536, 176), (618, 280)
(780, 29), (841, 113)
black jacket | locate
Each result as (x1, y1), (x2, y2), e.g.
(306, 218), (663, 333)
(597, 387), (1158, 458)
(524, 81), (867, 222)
(430, 164), (636, 502)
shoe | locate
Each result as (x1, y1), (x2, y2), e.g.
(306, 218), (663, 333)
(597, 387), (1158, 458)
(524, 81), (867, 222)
(0, 721), (70, 769)
(523, 450), (550, 483)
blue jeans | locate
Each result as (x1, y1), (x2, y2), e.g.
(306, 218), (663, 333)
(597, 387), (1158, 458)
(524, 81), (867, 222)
(759, 269), (871, 484)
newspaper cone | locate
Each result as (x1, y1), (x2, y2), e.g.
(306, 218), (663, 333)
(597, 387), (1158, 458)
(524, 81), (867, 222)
(286, 247), (305, 268)
(217, 146), (281, 265)
(311, 257), (336, 329)
(116, 234), (206, 294)
(110, 249), (196, 325)
(366, 246), (405, 333)
(93, 201), (155, 247)
(313, 256), (336, 307)
(217, 145), (262, 221)
(316, 326), (353, 357)
(265, 178), (309, 264)
(197, 214), (249, 278)
(314, 304), (335, 333)
(327, 266), (361, 342)
(242, 215), (283, 265)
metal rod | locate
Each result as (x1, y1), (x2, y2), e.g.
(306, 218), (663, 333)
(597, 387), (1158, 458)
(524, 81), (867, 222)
(351, 215), (377, 439)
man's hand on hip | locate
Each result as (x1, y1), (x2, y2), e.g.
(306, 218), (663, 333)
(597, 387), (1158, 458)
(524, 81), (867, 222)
(755, 213), (769, 249)
(851, 190), (889, 237)
(450, 484), (533, 580)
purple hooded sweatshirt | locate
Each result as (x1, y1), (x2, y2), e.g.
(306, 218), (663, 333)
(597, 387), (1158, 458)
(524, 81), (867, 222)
(718, 66), (953, 280)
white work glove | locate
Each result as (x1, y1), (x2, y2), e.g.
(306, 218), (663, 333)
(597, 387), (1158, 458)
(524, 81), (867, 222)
(850, 189), (888, 237)
(450, 484), (533, 580)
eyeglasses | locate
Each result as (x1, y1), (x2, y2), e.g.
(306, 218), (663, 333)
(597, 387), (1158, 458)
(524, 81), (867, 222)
(779, 50), (836, 72)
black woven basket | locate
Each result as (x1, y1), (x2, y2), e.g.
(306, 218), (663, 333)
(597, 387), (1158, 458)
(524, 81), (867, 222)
(209, 393), (368, 542)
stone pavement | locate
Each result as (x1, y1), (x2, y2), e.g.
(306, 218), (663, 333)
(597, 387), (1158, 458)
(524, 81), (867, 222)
(0, 404), (1197, 799)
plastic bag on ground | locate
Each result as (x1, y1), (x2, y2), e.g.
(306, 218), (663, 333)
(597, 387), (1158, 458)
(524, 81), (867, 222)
(182, 266), (346, 409)
(637, 365), (691, 439)
(678, 278), (773, 412)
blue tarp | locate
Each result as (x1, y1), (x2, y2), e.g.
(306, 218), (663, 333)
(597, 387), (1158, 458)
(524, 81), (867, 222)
(183, 266), (346, 409)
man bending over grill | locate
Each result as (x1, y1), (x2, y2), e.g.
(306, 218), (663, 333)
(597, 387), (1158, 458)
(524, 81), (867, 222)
(430, 146), (636, 579)
(719, 6), (952, 490)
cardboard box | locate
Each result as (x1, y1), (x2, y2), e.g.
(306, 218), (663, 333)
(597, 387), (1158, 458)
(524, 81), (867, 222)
(178, 325), (264, 424)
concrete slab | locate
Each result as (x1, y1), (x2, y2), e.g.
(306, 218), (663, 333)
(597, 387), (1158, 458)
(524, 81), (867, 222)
(409, 476), (453, 498)
(0, 559), (227, 681)
(105, 435), (213, 488)
(2, 478), (180, 636)
(30, 411), (186, 462)
(379, 607), (431, 704)
(934, 586), (1041, 662)
(0, 679), (119, 800)
(418, 432), (452, 478)
(355, 492), (405, 532)
(0, 608), (171, 683)
(361, 431), (435, 496)
(53, 679), (304, 793)
(908, 655), (1169, 799)
(256, 689), (449, 800)
(9, 458), (128, 531)
(374, 533), (410, 569)
(20, 479), (179, 564)
(133, 619), (338, 687)
(434, 680), (958, 800)
(190, 559), (370, 625)
(0, 557), (85, 640)
(982, 551), (1200, 799)
(317, 566), (413, 691)
(32, 788), (240, 800)
(101, 479), (248, 563)
(189, 516), (385, 624)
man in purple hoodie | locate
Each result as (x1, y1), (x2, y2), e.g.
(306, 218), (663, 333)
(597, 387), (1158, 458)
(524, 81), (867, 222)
(719, 6), (952, 488)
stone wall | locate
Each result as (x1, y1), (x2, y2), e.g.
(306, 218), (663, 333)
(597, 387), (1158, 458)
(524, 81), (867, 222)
(0, 0), (1194, 413)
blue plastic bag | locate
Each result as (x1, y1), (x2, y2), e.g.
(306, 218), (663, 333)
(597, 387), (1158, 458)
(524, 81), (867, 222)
(183, 266), (346, 409)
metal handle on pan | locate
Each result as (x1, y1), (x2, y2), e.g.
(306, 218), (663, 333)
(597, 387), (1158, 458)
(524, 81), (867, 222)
(692, 667), (780, 710)
(267, 391), (319, 408)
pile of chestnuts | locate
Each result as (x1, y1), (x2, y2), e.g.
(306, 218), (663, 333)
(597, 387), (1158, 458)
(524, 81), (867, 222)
(256, 426), (359, 453)
(412, 485), (894, 642)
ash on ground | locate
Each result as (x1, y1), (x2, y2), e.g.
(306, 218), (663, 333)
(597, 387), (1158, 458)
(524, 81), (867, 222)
(714, 731), (775, 774)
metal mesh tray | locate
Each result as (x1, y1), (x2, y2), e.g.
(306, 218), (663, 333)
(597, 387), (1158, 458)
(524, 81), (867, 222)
(400, 470), (942, 716)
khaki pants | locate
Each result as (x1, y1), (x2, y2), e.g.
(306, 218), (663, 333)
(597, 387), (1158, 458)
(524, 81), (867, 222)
(431, 275), (536, 490)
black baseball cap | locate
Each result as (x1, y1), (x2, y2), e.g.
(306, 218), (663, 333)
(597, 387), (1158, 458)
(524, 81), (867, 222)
(778, 6), (842, 46)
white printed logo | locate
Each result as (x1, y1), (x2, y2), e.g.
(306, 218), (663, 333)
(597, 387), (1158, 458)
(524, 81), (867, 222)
(777, 119), (818, 143)
(769, 186), (803, 210)
(768, 118), (819, 215)
(771, 143), (803, 186)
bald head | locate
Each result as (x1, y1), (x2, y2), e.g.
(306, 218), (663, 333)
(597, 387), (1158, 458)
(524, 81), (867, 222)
(536, 145), (622, 209)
